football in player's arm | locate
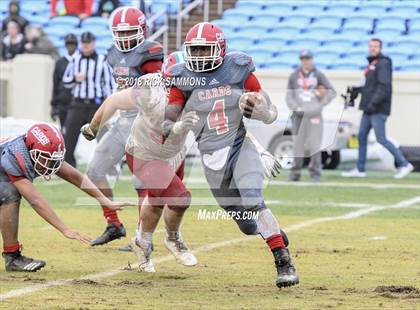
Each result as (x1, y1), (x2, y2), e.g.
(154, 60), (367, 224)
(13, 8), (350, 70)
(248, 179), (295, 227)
(0, 124), (125, 272)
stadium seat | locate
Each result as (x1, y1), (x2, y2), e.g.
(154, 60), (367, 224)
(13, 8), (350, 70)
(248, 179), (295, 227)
(374, 29), (403, 41)
(343, 17), (374, 32)
(280, 15), (311, 29)
(266, 27), (302, 41)
(386, 6), (418, 19)
(295, 27), (335, 41)
(409, 18), (420, 32)
(265, 60), (294, 70)
(393, 0), (420, 10)
(236, 25), (268, 40)
(356, 4), (389, 16)
(331, 63), (363, 70)
(263, 2), (294, 13)
(248, 14), (280, 28)
(315, 40), (353, 54)
(376, 17), (407, 33)
(20, 1), (49, 15)
(222, 10), (250, 23)
(81, 17), (109, 30)
(235, 1), (263, 11)
(310, 16), (343, 30)
(389, 52), (410, 67)
(229, 37), (254, 52)
(250, 38), (285, 54)
(26, 14), (49, 27)
(331, 29), (370, 43)
(314, 51), (340, 64)
(386, 42), (418, 56)
(324, 4), (357, 18)
(48, 16), (80, 28)
(339, 54), (367, 67)
(212, 19), (237, 33)
(287, 39), (320, 52)
(248, 50), (273, 66)
(293, 4), (326, 17)
(272, 51), (300, 65)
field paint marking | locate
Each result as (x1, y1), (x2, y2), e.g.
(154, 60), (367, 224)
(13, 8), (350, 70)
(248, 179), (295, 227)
(1, 196), (419, 301)
(38, 176), (420, 190)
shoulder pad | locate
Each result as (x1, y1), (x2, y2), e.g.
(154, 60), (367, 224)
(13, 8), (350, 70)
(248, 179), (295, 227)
(168, 63), (188, 77)
(136, 40), (163, 55)
(226, 51), (255, 73)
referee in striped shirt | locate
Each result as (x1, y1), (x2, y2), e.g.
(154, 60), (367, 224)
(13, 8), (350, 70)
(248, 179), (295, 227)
(63, 31), (115, 167)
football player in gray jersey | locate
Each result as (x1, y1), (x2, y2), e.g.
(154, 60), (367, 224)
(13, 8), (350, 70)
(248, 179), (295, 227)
(163, 22), (299, 288)
(87, 7), (164, 247)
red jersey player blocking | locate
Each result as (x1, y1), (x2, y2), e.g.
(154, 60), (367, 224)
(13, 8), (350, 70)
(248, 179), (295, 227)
(0, 124), (125, 272)
(162, 22), (299, 288)
(87, 7), (164, 247)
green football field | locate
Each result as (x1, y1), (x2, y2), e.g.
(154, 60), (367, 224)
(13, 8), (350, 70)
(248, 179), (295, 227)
(0, 168), (419, 310)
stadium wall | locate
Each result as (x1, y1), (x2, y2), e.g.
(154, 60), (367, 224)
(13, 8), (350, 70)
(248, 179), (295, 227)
(0, 56), (419, 146)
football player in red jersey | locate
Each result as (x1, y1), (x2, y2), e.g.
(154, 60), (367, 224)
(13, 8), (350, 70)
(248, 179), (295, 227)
(0, 124), (125, 272)
(163, 22), (299, 288)
(86, 7), (165, 247)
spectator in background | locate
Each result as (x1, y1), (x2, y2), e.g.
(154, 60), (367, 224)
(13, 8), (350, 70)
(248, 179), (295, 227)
(50, 0), (93, 20)
(1, 0), (29, 33)
(342, 38), (413, 179)
(51, 34), (79, 129)
(0, 21), (25, 61)
(286, 50), (336, 182)
(24, 26), (59, 60)
(96, 0), (120, 18)
(62, 31), (114, 167)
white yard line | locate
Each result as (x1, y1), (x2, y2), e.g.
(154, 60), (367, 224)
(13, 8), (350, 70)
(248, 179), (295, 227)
(38, 176), (420, 190)
(1, 196), (419, 301)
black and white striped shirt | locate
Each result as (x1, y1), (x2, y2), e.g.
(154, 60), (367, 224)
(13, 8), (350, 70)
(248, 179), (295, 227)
(63, 52), (115, 101)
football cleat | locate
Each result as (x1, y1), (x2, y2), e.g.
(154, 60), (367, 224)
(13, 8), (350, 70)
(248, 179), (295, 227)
(274, 248), (299, 288)
(164, 234), (197, 267)
(130, 237), (155, 272)
(3, 251), (46, 272)
(91, 223), (126, 246)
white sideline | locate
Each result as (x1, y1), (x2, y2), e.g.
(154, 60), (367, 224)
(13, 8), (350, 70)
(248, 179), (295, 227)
(1, 196), (419, 301)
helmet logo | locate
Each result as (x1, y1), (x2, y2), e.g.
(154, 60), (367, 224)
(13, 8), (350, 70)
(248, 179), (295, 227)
(31, 127), (50, 146)
(216, 33), (224, 40)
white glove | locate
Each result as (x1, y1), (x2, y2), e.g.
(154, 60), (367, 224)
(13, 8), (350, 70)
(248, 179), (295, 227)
(172, 111), (200, 134)
(239, 92), (277, 124)
(261, 150), (282, 178)
(80, 123), (97, 141)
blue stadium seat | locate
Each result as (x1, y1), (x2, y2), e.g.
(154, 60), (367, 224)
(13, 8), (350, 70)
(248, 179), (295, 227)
(293, 4), (326, 17)
(211, 19), (237, 33)
(343, 17), (374, 32)
(393, 1), (420, 10)
(236, 25), (268, 40)
(310, 16), (343, 30)
(250, 38), (285, 54)
(356, 4), (388, 16)
(267, 27), (302, 41)
(81, 17), (109, 30)
(346, 44), (368, 55)
(263, 2), (294, 12)
(235, 1), (263, 11)
(280, 15), (311, 29)
(386, 42), (418, 56)
(44, 25), (67, 38)
(314, 51), (340, 64)
(325, 4), (356, 18)
(376, 17), (406, 33)
(229, 37), (254, 52)
(248, 14), (280, 28)
(389, 52), (410, 67)
(26, 14), (49, 27)
(332, 28), (370, 43)
(410, 18), (420, 32)
(399, 56), (420, 71)
(265, 61), (294, 70)
(287, 39), (320, 52)
(20, 1), (49, 15)
(48, 16), (80, 28)
(374, 29), (403, 41)
(406, 28), (420, 40)
(332, 63), (363, 70)
(315, 40), (353, 54)
(386, 6), (418, 19)
(271, 52), (300, 66)
(222, 9), (250, 23)
(295, 27), (335, 41)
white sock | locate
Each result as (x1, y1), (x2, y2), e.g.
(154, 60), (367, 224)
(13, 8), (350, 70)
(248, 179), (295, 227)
(136, 225), (153, 247)
(256, 209), (281, 239)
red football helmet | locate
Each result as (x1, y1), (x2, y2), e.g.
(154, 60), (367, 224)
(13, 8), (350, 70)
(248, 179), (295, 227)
(161, 51), (185, 75)
(25, 123), (66, 180)
(110, 6), (147, 52)
(184, 22), (227, 72)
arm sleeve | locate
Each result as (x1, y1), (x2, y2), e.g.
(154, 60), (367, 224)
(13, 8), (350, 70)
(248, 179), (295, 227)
(140, 59), (163, 74)
(62, 58), (75, 84)
(243, 73), (261, 92)
(286, 75), (299, 111)
(168, 87), (186, 106)
(317, 71), (337, 105)
(369, 59), (392, 107)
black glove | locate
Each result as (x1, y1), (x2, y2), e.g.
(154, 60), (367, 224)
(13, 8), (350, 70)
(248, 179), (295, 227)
(50, 106), (59, 121)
